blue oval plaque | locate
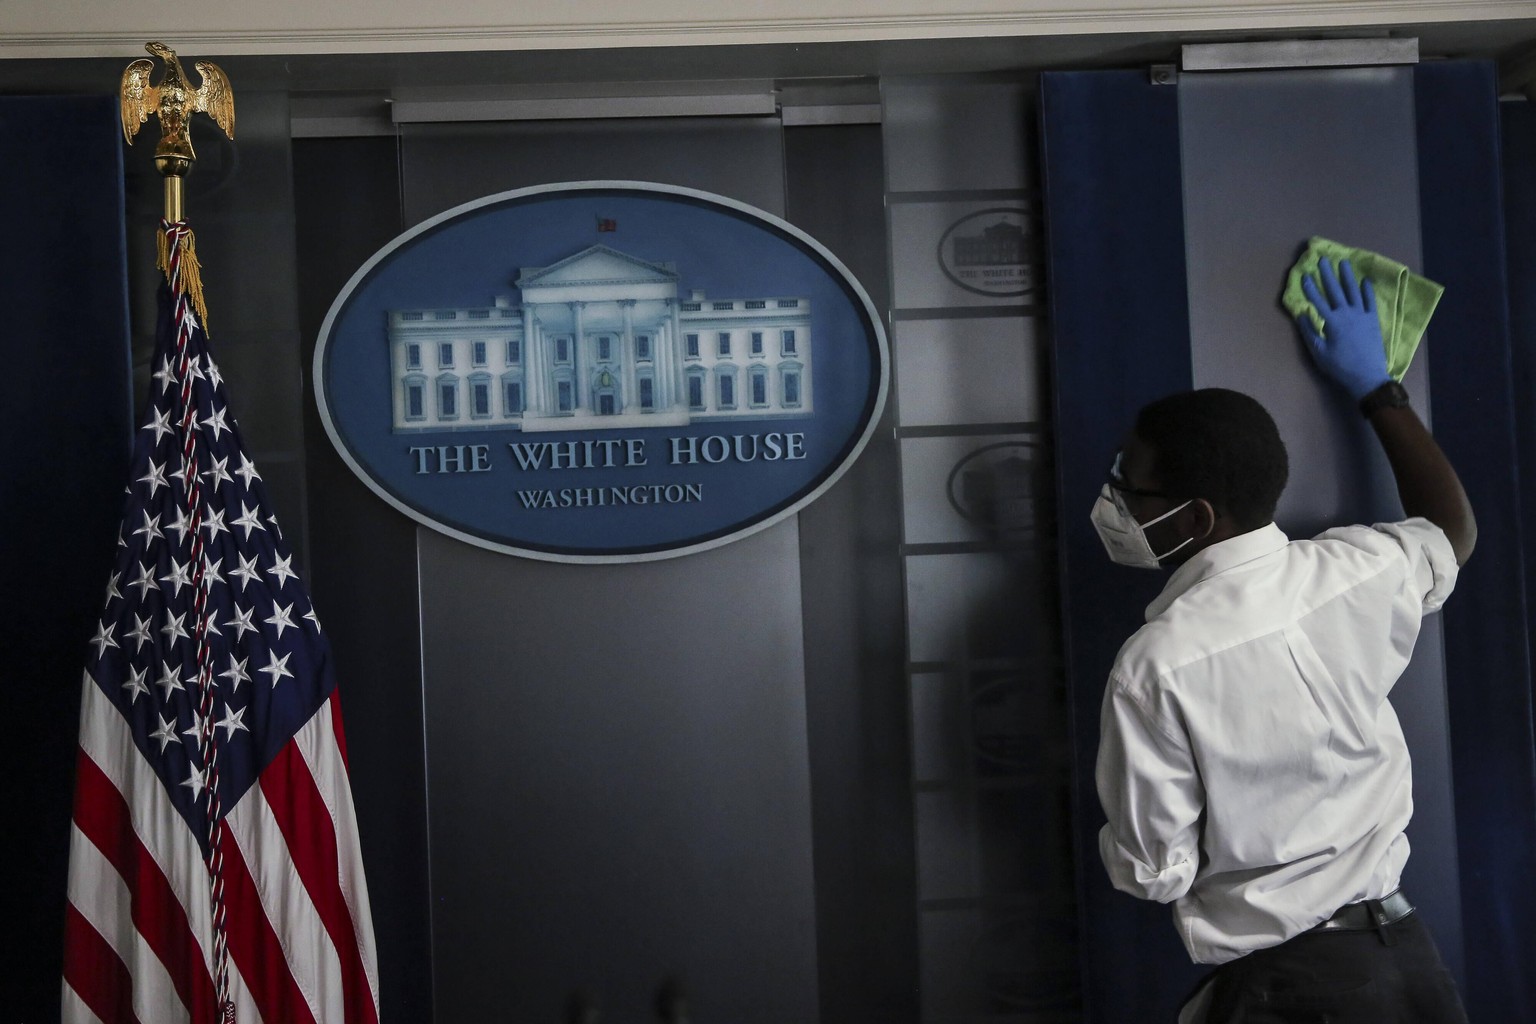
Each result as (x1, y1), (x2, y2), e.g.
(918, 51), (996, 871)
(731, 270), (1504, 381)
(314, 181), (889, 563)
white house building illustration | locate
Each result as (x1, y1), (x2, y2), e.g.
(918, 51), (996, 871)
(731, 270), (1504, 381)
(388, 245), (813, 433)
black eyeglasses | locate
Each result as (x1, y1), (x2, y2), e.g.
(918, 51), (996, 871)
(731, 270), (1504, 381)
(1108, 451), (1170, 499)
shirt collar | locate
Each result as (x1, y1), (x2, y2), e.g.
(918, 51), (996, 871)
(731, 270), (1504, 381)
(1145, 522), (1290, 621)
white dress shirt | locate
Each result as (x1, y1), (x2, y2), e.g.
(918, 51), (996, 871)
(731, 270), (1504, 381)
(1095, 518), (1459, 964)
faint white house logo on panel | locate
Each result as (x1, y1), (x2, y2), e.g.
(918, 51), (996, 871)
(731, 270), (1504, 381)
(389, 244), (813, 434)
(937, 209), (1037, 298)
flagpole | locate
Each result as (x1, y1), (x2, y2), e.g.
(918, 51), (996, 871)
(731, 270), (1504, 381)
(159, 153), (189, 224)
(120, 44), (240, 1022)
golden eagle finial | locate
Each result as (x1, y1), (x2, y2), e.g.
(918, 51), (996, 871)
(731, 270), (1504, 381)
(120, 41), (235, 164)
(121, 42), (234, 328)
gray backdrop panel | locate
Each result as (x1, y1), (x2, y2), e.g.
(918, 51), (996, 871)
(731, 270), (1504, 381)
(1179, 67), (1464, 982)
(416, 524), (817, 1022)
(400, 117), (821, 1022)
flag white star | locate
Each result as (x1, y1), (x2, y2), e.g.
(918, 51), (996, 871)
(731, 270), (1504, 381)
(181, 762), (209, 801)
(137, 459), (169, 497)
(201, 405), (231, 442)
(88, 620), (117, 659)
(132, 511), (163, 544)
(260, 650), (294, 688)
(156, 661), (184, 700)
(184, 356), (205, 382)
(204, 357), (224, 390)
(104, 571), (123, 603)
(152, 355), (177, 393)
(234, 453), (262, 488)
(117, 527), (126, 548)
(218, 654), (251, 692)
(125, 614), (153, 652)
(225, 603), (258, 641)
(165, 507), (195, 546)
(232, 503), (266, 539)
(142, 405), (174, 444)
(268, 553), (298, 589)
(160, 610), (190, 647)
(184, 664), (206, 693)
(182, 708), (205, 742)
(266, 514), (283, 540)
(149, 714), (181, 752)
(216, 704), (249, 739)
(303, 606), (322, 632)
(128, 562), (159, 600)
(201, 505), (229, 541)
(230, 553), (261, 591)
(265, 602), (297, 638)
(203, 455), (233, 489)
(122, 665), (150, 704)
(160, 558), (194, 598)
(201, 555), (226, 588)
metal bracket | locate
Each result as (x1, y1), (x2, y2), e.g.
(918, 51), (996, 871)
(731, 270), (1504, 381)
(1182, 37), (1418, 72)
(1150, 64), (1178, 86)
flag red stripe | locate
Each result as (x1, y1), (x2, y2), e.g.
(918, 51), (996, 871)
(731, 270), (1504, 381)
(71, 751), (218, 1024)
(219, 829), (320, 1024)
(63, 904), (146, 1024)
(260, 738), (378, 1024)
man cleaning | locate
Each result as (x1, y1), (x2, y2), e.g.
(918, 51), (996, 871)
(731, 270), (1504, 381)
(1093, 257), (1475, 1021)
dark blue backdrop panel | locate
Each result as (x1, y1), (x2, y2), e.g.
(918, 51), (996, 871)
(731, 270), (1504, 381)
(1506, 101), (1536, 735)
(0, 96), (132, 1023)
(1418, 63), (1536, 1021)
(1039, 70), (1201, 1023)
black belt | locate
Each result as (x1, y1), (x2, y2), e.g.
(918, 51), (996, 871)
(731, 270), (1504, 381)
(1308, 889), (1415, 944)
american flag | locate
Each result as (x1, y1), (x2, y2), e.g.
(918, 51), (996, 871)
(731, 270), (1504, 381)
(63, 221), (379, 1023)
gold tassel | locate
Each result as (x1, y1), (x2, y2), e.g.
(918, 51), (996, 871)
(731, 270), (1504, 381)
(156, 223), (211, 332)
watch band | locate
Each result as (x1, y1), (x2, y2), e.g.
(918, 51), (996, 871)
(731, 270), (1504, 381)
(1359, 380), (1411, 419)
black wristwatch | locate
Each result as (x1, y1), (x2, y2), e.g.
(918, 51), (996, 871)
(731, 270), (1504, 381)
(1359, 380), (1411, 419)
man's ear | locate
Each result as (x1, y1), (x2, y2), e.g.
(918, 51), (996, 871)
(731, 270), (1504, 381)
(1188, 498), (1218, 540)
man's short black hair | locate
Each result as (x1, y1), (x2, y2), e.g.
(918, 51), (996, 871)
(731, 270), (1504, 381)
(1135, 388), (1289, 530)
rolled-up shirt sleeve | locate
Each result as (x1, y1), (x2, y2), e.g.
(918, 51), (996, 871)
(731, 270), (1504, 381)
(1096, 679), (1204, 904)
(1369, 517), (1459, 613)
(1317, 517), (1459, 614)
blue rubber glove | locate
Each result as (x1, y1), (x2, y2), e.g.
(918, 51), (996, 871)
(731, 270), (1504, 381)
(1295, 257), (1392, 401)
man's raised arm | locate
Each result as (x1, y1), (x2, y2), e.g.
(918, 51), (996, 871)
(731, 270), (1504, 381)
(1294, 257), (1477, 564)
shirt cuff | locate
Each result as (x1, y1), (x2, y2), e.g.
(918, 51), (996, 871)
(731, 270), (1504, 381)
(1099, 824), (1196, 904)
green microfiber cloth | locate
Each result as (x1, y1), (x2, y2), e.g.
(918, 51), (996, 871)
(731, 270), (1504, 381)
(1282, 236), (1445, 381)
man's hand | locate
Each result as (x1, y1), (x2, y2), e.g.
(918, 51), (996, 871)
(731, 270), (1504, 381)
(1295, 257), (1392, 401)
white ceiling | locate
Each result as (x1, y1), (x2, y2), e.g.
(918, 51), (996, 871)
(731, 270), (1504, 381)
(2, 22), (1534, 104)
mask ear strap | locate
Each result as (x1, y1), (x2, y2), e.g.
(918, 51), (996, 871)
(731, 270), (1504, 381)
(1155, 534), (1195, 561)
(1143, 499), (1201, 563)
(1141, 498), (1192, 529)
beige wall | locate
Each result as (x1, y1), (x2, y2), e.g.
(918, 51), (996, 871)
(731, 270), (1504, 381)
(3, 0), (1531, 58)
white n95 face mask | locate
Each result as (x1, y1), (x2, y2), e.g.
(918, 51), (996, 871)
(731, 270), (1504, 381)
(1090, 486), (1193, 569)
